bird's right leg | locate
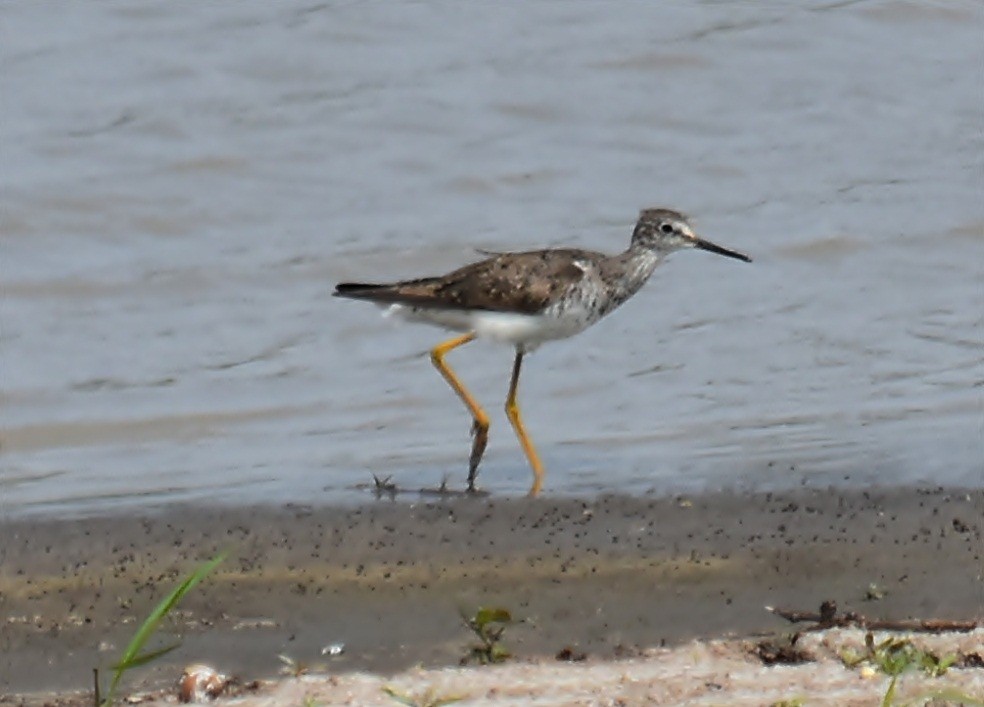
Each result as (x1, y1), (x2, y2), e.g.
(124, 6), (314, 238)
(430, 332), (489, 492)
(504, 348), (544, 497)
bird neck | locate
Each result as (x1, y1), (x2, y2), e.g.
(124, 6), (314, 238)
(601, 246), (662, 310)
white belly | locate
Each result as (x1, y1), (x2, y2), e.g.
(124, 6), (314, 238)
(383, 303), (595, 350)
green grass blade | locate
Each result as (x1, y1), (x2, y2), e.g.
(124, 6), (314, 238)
(109, 642), (181, 671)
(103, 552), (225, 704)
(881, 674), (898, 707)
(381, 686), (416, 706)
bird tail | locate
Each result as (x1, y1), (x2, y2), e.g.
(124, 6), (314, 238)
(335, 279), (449, 308)
(333, 282), (392, 300)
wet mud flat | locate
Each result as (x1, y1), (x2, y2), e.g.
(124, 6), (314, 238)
(1, 486), (981, 701)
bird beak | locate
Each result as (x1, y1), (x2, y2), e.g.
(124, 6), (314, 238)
(693, 237), (752, 263)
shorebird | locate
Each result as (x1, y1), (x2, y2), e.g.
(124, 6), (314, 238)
(335, 208), (750, 497)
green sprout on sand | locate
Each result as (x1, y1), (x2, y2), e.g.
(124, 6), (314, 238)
(459, 606), (516, 665)
(382, 685), (464, 707)
(94, 553), (226, 706)
(840, 632), (980, 707)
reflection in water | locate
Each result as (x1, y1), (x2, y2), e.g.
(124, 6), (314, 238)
(2, 1), (982, 517)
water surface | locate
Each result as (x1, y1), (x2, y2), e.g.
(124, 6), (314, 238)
(3, 1), (982, 518)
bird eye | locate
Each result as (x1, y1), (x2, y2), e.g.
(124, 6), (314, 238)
(660, 223), (674, 234)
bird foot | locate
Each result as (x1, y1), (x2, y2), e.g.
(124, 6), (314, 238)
(370, 474), (398, 497)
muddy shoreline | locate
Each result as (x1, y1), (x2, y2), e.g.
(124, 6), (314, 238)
(2, 486), (981, 699)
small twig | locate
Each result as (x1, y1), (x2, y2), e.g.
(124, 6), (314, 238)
(766, 600), (840, 627)
(767, 601), (981, 633)
(859, 618), (981, 632)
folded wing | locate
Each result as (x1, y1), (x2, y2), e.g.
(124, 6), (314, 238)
(335, 249), (596, 315)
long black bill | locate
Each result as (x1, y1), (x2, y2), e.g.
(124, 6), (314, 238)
(694, 238), (752, 263)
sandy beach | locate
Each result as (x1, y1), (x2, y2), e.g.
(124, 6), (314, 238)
(2, 486), (981, 704)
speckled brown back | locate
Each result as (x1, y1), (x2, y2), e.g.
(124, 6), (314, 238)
(335, 248), (605, 314)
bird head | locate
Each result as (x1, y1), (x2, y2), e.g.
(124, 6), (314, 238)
(631, 208), (751, 263)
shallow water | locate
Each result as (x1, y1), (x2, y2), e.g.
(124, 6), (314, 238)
(2, 1), (982, 519)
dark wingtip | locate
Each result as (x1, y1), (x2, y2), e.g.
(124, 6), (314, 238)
(335, 282), (375, 294)
(334, 282), (394, 301)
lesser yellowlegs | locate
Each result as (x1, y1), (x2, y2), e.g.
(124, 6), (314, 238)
(335, 208), (751, 496)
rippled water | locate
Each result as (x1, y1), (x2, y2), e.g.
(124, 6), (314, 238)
(3, 1), (982, 518)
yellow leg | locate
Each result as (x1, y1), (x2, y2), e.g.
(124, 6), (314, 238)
(430, 333), (490, 492)
(504, 349), (545, 497)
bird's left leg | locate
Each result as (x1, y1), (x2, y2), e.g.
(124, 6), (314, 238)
(504, 348), (545, 497)
(430, 332), (490, 492)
